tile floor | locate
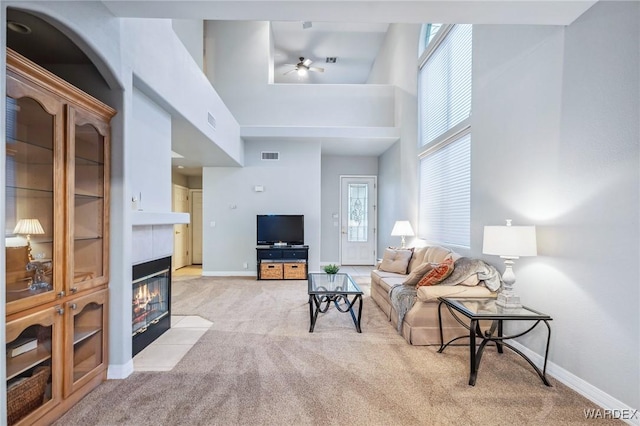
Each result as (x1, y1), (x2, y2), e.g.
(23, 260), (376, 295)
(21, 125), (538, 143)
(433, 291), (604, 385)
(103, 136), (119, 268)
(134, 264), (375, 371)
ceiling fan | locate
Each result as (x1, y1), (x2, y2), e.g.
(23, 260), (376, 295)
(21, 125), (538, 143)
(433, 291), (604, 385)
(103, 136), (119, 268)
(284, 57), (324, 76)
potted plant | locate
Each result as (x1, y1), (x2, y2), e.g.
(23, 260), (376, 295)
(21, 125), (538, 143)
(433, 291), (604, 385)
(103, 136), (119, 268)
(323, 264), (340, 274)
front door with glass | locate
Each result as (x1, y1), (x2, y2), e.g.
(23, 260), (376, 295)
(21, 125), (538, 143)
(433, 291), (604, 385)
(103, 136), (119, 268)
(340, 176), (377, 265)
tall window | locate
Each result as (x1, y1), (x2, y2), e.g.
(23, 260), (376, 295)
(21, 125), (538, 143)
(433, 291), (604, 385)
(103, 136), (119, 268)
(418, 24), (472, 248)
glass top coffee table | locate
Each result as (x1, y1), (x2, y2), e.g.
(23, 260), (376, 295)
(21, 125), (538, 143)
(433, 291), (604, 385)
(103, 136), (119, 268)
(437, 297), (552, 386)
(308, 273), (363, 333)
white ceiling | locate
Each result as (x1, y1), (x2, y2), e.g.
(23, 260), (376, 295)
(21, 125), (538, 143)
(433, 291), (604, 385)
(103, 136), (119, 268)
(272, 22), (389, 84)
(102, 1), (597, 26)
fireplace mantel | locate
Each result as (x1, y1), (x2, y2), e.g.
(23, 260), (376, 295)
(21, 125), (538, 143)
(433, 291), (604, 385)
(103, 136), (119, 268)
(132, 211), (190, 226)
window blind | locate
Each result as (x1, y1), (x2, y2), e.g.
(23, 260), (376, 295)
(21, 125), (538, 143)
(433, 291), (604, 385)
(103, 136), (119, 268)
(418, 23), (472, 248)
(418, 133), (471, 247)
(419, 24), (472, 147)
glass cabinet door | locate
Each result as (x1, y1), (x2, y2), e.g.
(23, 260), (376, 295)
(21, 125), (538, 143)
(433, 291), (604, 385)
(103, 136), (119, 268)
(67, 107), (110, 294)
(64, 289), (108, 397)
(6, 307), (63, 425)
(5, 73), (64, 315)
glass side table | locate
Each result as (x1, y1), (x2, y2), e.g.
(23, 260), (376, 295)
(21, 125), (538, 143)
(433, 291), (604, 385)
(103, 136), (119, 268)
(437, 297), (553, 386)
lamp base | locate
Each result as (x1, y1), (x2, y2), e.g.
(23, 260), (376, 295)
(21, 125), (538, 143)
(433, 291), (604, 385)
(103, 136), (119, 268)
(495, 292), (522, 309)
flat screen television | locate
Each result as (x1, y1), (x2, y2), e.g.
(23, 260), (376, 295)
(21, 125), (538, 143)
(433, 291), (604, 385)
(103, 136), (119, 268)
(257, 214), (304, 246)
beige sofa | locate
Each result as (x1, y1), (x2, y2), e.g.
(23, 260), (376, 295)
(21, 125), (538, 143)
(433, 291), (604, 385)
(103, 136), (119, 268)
(371, 246), (497, 345)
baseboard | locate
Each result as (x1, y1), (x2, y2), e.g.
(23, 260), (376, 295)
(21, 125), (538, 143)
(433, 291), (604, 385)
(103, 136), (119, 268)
(509, 341), (639, 425)
(107, 360), (134, 379)
(201, 271), (256, 277)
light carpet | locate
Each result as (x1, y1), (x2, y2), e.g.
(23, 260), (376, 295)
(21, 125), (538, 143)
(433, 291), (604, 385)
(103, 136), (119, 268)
(54, 276), (619, 425)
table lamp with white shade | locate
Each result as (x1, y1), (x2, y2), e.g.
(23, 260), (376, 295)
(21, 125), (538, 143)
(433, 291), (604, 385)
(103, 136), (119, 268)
(14, 218), (45, 261)
(391, 221), (414, 249)
(483, 219), (537, 309)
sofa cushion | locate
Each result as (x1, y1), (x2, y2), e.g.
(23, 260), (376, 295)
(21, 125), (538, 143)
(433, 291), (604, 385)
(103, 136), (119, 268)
(379, 248), (413, 274)
(407, 247), (428, 273)
(379, 277), (407, 293)
(402, 262), (435, 286)
(416, 257), (454, 287)
(423, 246), (456, 264)
(417, 284), (495, 302)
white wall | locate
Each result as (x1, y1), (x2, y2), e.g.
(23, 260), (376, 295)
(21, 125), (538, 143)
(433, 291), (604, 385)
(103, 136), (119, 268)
(368, 24), (421, 252)
(377, 141), (403, 248)
(320, 156), (378, 264)
(472, 2), (638, 410)
(131, 88), (172, 212)
(202, 140), (322, 275)
(172, 19), (204, 70)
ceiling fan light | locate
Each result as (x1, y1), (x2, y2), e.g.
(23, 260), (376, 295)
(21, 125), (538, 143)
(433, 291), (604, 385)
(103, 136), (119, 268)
(297, 67), (308, 76)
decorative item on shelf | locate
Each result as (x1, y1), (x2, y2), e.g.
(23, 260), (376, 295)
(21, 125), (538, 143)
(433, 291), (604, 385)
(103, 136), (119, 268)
(323, 264), (340, 274)
(391, 220), (414, 249)
(13, 218), (45, 261)
(7, 366), (50, 425)
(482, 219), (537, 309)
(26, 259), (53, 291)
(6, 336), (38, 358)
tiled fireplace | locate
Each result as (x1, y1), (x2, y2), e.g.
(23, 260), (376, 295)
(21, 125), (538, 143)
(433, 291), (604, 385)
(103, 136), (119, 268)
(131, 222), (179, 356)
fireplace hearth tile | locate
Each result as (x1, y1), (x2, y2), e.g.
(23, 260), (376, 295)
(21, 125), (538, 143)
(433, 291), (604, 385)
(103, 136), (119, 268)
(154, 327), (208, 345)
(133, 344), (192, 371)
(173, 315), (213, 329)
(133, 315), (212, 372)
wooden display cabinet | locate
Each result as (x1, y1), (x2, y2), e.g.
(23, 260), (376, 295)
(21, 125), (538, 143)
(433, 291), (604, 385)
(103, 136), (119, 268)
(4, 48), (115, 425)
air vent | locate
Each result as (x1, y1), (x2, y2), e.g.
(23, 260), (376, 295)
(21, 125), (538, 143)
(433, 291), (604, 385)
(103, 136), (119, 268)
(261, 152), (280, 161)
(326, 57), (337, 63)
(207, 112), (216, 129)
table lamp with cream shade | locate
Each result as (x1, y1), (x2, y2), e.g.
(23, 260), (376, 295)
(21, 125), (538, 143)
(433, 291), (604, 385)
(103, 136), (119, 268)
(14, 218), (45, 261)
(483, 219), (537, 309)
(391, 221), (414, 249)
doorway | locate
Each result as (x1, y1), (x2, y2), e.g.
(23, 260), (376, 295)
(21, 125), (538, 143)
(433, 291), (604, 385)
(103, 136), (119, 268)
(172, 184), (190, 270)
(340, 176), (377, 265)
(190, 190), (203, 264)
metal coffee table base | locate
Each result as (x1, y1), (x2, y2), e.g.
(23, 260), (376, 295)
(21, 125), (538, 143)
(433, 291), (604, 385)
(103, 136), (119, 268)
(308, 293), (362, 333)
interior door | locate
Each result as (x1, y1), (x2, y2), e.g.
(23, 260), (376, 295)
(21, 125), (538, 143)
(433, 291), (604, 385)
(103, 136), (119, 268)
(190, 190), (203, 264)
(172, 185), (189, 270)
(340, 176), (377, 265)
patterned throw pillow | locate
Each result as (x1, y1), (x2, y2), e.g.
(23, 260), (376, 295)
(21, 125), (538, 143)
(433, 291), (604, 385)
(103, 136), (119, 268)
(416, 257), (454, 287)
(378, 248), (414, 274)
(402, 262), (435, 286)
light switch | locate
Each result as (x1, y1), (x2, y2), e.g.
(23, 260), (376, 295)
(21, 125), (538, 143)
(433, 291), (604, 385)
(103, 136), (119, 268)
(210, 221), (216, 227)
